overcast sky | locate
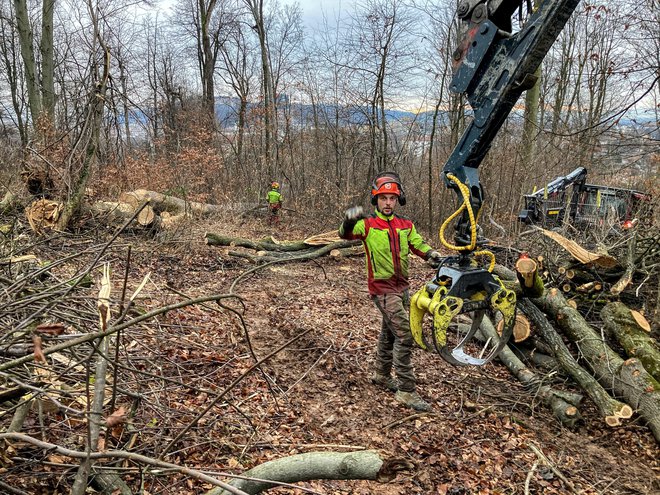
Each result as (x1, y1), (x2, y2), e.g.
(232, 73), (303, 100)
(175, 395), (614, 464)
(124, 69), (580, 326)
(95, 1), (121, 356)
(154, 0), (357, 29)
(284, 0), (352, 27)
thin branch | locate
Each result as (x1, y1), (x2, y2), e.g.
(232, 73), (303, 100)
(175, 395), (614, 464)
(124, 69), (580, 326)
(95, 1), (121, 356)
(0, 432), (248, 495)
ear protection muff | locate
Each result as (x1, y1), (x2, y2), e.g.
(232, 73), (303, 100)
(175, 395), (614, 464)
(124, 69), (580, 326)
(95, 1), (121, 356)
(370, 171), (406, 206)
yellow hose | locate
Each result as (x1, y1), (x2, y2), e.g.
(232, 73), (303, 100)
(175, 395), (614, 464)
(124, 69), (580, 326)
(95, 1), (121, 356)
(473, 250), (496, 272)
(439, 173), (495, 272)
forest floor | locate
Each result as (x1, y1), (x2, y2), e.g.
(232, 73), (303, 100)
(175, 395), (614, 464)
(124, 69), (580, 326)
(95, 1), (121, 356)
(3, 211), (659, 495)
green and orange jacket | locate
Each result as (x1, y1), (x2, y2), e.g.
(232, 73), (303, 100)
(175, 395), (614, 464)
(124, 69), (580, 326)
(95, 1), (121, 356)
(339, 210), (432, 295)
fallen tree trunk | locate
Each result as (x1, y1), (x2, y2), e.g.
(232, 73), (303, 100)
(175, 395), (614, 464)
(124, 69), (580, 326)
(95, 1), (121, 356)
(206, 233), (358, 253)
(535, 289), (660, 441)
(519, 299), (632, 427)
(206, 233), (309, 251)
(497, 313), (531, 342)
(479, 318), (583, 427)
(601, 302), (660, 382)
(206, 450), (412, 495)
(510, 346), (564, 375)
(120, 190), (223, 217)
(227, 240), (360, 264)
(91, 201), (159, 229)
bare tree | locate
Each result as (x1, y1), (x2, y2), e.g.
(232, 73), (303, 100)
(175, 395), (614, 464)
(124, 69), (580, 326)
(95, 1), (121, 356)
(0, 0), (29, 144)
(342, 0), (417, 176)
(217, 20), (257, 170)
(243, 0), (277, 177)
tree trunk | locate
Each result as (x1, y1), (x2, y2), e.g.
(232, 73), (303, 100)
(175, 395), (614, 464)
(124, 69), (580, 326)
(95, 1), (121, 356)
(522, 64), (541, 169)
(206, 450), (411, 495)
(119, 190), (223, 217)
(519, 299), (631, 426)
(40, 0), (55, 118)
(90, 201), (160, 230)
(601, 302), (660, 382)
(14, 0), (42, 123)
(535, 288), (660, 441)
(479, 317), (582, 427)
(56, 39), (111, 231)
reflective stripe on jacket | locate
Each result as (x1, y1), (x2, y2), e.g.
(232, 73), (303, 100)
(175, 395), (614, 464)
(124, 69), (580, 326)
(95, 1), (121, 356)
(339, 210), (431, 295)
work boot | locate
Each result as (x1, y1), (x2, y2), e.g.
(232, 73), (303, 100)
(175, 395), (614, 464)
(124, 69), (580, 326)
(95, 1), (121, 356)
(370, 373), (398, 392)
(394, 390), (432, 412)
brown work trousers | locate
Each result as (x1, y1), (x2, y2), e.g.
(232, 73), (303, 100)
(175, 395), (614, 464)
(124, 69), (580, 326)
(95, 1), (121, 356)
(371, 291), (416, 393)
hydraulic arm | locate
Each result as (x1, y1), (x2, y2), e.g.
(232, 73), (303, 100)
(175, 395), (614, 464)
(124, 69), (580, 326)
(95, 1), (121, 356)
(447, 0), (581, 244)
(410, 0), (580, 366)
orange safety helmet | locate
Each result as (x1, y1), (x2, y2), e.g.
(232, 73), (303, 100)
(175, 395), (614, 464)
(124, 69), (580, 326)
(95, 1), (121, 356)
(370, 172), (406, 205)
(271, 182), (280, 189)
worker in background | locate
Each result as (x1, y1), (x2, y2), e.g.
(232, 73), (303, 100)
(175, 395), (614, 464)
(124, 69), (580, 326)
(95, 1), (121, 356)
(339, 172), (442, 412)
(266, 182), (283, 226)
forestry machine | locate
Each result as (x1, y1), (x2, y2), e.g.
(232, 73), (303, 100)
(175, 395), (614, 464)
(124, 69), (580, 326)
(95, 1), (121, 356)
(518, 167), (651, 229)
(410, 0), (580, 366)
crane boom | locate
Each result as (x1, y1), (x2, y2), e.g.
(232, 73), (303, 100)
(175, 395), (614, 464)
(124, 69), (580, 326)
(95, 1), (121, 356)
(446, 0), (581, 245)
(410, 0), (581, 366)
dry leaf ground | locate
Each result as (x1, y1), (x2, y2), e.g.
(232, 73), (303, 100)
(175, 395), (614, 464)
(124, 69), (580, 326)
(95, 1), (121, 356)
(2, 211), (658, 494)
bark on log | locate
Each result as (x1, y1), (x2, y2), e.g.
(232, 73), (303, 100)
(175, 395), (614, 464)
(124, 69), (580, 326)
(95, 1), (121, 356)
(535, 289), (660, 441)
(91, 201), (159, 228)
(0, 191), (18, 213)
(329, 246), (364, 258)
(611, 233), (637, 296)
(120, 189), (222, 217)
(515, 257), (545, 298)
(601, 302), (660, 382)
(206, 233), (358, 253)
(206, 451), (412, 495)
(511, 346), (563, 374)
(91, 472), (133, 495)
(480, 317), (583, 427)
(519, 299), (631, 427)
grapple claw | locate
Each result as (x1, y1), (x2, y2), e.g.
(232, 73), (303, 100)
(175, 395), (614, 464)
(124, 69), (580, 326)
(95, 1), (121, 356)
(410, 260), (516, 366)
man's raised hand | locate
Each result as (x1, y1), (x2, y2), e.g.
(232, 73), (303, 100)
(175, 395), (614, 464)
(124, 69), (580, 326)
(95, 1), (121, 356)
(427, 250), (443, 268)
(344, 206), (365, 221)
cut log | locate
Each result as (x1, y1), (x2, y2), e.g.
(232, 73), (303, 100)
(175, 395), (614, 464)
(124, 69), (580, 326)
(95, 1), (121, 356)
(576, 281), (602, 293)
(160, 211), (191, 230)
(515, 257), (545, 298)
(497, 313), (531, 343)
(329, 246), (364, 259)
(206, 451), (412, 495)
(631, 310), (651, 333)
(535, 289), (660, 441)
(90, 201), (159, 229)
(519, 299), (632, 427)
(25, 199), (63, 232)
(120, 189), (223, 217)
(601, 302), (660, 382)
(478, 320), (582, 427)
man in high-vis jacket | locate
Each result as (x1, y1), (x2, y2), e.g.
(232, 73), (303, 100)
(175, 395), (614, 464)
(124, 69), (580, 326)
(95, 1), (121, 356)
(266, 182), (283, 226)
(339, 172), (442, 412)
